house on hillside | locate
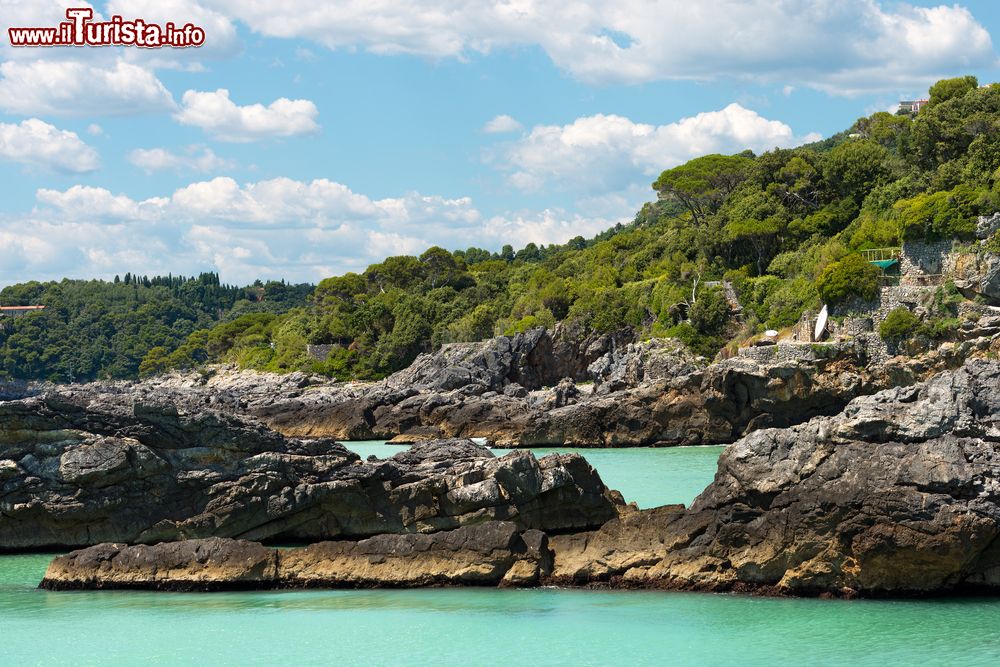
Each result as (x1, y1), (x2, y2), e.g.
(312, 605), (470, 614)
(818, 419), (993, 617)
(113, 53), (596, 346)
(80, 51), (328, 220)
(898, 99), (929, 114)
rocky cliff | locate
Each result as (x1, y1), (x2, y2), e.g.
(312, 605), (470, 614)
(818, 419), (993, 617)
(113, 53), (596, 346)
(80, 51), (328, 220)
(551, 358), (1000, 596)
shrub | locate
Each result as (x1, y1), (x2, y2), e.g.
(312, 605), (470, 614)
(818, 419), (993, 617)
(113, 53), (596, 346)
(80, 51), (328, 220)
(689, 286), (730, 335)
(663, 322), (724, 358)
(879, 308), (920, 341)
(985, 231), (1000, 255)
(896, 185), (980, 241)
(919, 317), (960, 341)
(816, 254), (881, 305)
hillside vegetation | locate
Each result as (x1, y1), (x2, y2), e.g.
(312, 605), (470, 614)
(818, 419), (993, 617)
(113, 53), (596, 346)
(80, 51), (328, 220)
(2, 76), (999, 382)
(0, 274), (311, 381)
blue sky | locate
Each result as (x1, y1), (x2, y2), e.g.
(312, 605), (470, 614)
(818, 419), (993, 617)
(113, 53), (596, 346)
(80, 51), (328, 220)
(1, 0), (999, 285)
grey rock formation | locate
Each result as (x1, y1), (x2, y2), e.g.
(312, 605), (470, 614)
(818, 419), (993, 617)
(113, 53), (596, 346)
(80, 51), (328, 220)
(588, 338), (703, 393)
(30, 318), (998, 449)
(949, 249), (1000, 304)
(551, 359), (1000, 596)
(977, 212), (1000, 239)
(0, 393), (621, 550)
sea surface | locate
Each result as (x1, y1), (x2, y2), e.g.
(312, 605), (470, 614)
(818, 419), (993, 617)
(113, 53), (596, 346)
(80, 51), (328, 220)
(2, 442), (999, 666)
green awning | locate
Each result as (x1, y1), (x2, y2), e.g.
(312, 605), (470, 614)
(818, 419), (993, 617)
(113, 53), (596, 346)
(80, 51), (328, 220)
(871, 259), (898, 270)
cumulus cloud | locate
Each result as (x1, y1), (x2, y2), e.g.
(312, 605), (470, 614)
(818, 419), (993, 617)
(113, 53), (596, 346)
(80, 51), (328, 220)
(0, 119), (99, 173)
(200, 0), (995, 93)
(0, 59), (175, 116)
(128, 145), (234, 174)
(107, 0), (241, 64)
(483, 114), (523, 134)
(36, 185), (167, 220)
(2, 177), (630, 285)
(175, 89), (320, 142)
(499, 104), (819, 191)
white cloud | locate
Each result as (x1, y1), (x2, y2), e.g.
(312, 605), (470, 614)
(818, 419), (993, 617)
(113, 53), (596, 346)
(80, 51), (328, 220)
(36, 185), (167, 220)
(128, 145), (234, 173)
(0, 1), (99, 58)
(175, 89), (320, 142)
(483, 114), (522, 134)
(0, 59), (175, 116)
(2, 176), (630, 285)
(86, 123), (103, 136)
(107, 0), (241, 63)
(0, 119), (99, 173)
(480, 209), (618, 247)
(500, 104), (819, 191)
(200, 0), (995, 93)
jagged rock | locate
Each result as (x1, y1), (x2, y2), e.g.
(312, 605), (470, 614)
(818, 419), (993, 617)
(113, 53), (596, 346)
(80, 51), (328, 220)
(548, 359), (1000, 596)
(949, 249), (1000, 303)
(588, 338), (703, 393)
(35, 361), (1000, 597)
(27, 321), (994, 448)
(977, 212), (1000, 239)
(40, 522), (553, 590)
(0, 393), (622, 550)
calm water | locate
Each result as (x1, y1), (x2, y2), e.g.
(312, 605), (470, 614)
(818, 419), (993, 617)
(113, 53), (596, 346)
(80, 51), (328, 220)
(2, 443), (999, 666)
(345, 440), (727, 509)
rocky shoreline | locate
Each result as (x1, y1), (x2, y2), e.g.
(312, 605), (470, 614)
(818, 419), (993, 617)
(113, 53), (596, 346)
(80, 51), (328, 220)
(40, 321), (999, 449)
(25, 358), (1000, 598)
(0, 394), (620, 550)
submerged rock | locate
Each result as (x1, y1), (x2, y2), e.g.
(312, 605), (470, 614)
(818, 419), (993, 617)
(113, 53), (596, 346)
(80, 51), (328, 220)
(0, 392), (621, 550)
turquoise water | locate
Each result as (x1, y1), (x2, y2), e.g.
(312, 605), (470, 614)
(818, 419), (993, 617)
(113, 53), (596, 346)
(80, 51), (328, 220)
(345, 441), (727, 509)
(2, 443), (1000, 666)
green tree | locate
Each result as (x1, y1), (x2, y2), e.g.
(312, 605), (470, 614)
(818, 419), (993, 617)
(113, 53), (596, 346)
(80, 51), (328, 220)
(689, 286), (730, 335)
(816, 254), (881, 304)
(895, 185), (981, 241)
(824, 140), (892, 201)
(652, 153), (753, 225)
(879, 307), (920, 341)
(928, 75), (978, 107)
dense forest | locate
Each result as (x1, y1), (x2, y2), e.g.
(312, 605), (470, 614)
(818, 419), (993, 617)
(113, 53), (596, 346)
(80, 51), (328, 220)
(2, 75), (999, 382)
(0, 274), (311, 381)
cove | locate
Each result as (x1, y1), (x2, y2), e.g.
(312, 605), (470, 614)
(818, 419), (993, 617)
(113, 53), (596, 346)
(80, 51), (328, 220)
(3, 444), (999, 666)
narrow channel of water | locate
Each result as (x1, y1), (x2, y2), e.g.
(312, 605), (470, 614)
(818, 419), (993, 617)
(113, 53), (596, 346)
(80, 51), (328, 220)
(345, 440), (726, 508)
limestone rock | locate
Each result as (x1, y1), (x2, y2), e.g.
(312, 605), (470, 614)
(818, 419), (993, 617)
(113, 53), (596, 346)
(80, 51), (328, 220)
(39, 537), (277, 591)
(40, 522), (553, 590)
(949, 249), (1000, 304)
(548, 359), (1000, 596)
(0, 392), (622, 550)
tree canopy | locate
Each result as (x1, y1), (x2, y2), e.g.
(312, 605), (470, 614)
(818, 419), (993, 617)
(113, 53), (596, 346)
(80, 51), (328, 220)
(3, 76), (999, 380)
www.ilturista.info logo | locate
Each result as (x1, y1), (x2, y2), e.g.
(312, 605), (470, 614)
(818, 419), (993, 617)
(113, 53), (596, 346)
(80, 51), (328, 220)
(8, 8), (205, 48)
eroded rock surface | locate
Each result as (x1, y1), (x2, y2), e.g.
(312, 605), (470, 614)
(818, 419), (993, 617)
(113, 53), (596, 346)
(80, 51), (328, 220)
(35, 319), (999, 448)
(34, 359), (1000, 597)
(40, 522), (552, 590)
(0, 393), (621, 550)
(550, 359), (1000, 596)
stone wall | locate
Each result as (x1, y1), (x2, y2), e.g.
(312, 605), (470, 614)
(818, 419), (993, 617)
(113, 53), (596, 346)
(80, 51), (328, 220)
(737, 341), (852, 363)
(306, 344), (340, 361)
(900, 240), (954, 279)
(829, 285), (939, 364)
